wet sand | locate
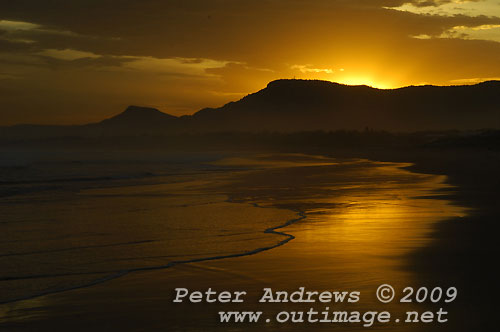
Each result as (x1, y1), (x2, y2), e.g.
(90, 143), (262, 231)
(0, 153), (475, 331)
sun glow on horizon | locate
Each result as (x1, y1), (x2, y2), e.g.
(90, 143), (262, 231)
(332, 76), (396, 89)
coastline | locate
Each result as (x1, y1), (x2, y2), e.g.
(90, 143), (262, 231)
(323, 146), (500, 331)
(0, 152), (472, 331)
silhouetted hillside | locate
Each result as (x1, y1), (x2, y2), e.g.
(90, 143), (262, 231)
(187, 79), (500, 132)
(1, 79), (499, 141)
(100, 106), (176, 125)
(0, 105), (178, 139)
(90, 105), (178, 136)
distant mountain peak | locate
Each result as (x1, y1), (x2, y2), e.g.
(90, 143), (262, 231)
(125, 105), (157, 111)
(92, 105), (179, 137)
(121, 105), (171, 116)
(101, 105), (177, 124)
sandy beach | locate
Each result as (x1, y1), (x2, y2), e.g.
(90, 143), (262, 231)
(0, 152), (473, 331)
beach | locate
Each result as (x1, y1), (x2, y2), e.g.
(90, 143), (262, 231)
(0, 151), (475, 331)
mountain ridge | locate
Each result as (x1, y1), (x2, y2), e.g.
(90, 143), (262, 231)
(1, 79), (499, 139)
(185, 79), (500, 132)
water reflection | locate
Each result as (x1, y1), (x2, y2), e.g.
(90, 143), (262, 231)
(199, 156), (468, 331)
(0, 154), (468, 331)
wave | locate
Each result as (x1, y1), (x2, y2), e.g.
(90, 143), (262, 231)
(0, 203), (305, 305)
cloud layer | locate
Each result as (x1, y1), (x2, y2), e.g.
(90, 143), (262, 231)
(1, 0), (500, 124)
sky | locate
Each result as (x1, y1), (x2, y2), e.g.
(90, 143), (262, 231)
(1, 0), (500, 125)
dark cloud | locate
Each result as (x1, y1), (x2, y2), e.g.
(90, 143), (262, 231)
(1, 1), (498, 59)
(0, 38), (36, 53)
(37, 55), (131, 70)
(403, 0), (481, 7)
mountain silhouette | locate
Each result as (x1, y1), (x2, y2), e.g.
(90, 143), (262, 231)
(91, 105), (178, 135)
(101, 105), (176, 125)
(1, 79), (499, 140)
(186, 79), (500, 132)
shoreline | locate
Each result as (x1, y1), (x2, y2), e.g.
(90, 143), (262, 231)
(321, 146), (500, 331)
(0, 195), (305, 307)
(0, 150), (492, 331)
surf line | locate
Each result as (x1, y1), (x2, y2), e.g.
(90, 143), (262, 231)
(0, 200), (306, 305)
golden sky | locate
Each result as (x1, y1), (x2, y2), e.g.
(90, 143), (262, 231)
(1, 0), (500, 125)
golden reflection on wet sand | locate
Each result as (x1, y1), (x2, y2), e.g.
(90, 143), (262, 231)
(192, 157), (467, 331)
(0, 154), (468, 331)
